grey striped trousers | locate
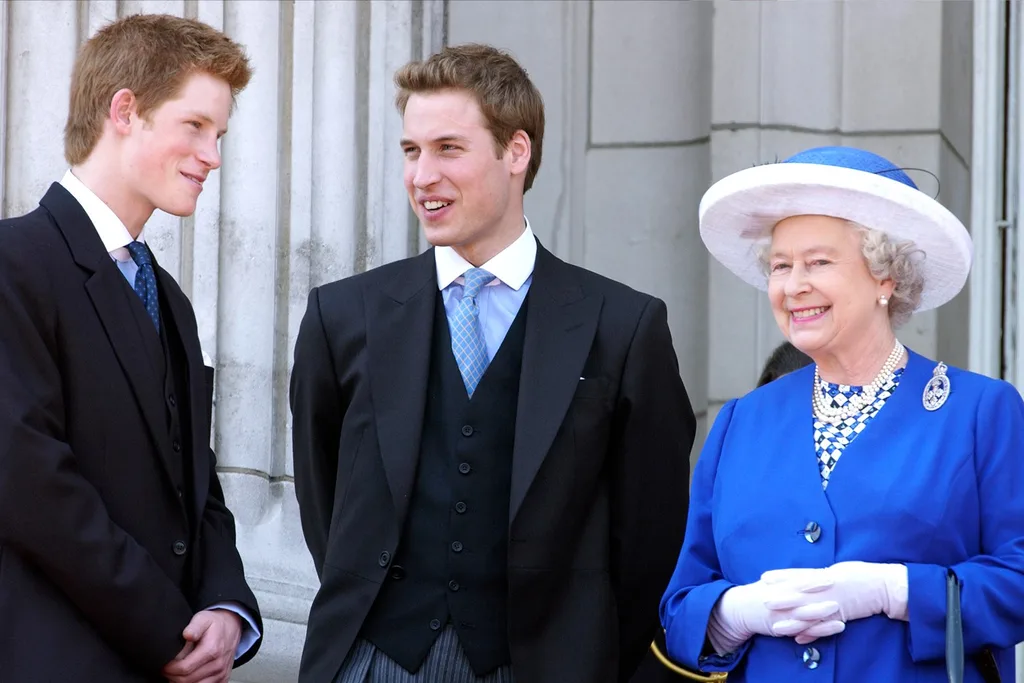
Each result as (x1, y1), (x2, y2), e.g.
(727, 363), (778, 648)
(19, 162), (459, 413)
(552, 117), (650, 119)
(335, 625), (515, 683)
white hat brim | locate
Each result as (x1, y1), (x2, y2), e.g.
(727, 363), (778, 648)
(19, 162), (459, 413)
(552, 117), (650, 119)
(698, 163), (973, 312)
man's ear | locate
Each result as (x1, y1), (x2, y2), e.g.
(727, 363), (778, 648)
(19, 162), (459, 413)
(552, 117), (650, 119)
(506, 130), (531, 176)
(109, 88), (137, 135)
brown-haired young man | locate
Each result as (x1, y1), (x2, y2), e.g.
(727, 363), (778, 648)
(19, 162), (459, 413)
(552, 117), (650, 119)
(291, 43), (695, 683)
(0, 14), (261, 682)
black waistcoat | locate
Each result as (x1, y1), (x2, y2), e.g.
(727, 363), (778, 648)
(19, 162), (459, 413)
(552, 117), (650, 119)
(159, 290), (197, 535)
(361, 290), (528, 675)
(128, 279), (196, 536)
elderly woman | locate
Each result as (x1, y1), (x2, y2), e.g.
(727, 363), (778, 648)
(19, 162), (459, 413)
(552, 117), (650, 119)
(660, 146), (1023, 682)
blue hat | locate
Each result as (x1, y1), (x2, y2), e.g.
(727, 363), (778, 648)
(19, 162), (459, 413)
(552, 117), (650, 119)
(698, 146), (972, 312)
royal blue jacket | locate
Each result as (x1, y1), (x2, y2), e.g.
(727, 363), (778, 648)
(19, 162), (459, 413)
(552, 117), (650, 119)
(661, 350), (1024, 682)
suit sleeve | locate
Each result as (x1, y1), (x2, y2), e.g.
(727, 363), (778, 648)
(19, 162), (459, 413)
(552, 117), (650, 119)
(905, 379), (1024, 660)
(290, 286), (344, 577)
(609, 296), (697, 680)
(659, 399), (750, 673)
(193, 451), (263, 666)
(0, 245), (194, 672)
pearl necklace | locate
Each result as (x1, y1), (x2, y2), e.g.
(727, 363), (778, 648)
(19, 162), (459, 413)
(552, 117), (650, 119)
(812, 340), (905, 426)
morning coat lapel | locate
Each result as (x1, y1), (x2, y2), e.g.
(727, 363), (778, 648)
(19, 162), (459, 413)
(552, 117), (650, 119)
(40, 183), (177, 485)
(155, 261), (211, 523)
(366, 250), (437, 527)
(509, 243), (603, 522)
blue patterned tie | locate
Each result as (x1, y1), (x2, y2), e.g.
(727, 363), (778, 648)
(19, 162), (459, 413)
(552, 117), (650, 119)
(125, 241), (160, 333)
(450, 268), (495, 397)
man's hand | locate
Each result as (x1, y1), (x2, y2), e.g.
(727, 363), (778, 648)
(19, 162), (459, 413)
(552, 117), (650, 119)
(162, 610), (242, 683)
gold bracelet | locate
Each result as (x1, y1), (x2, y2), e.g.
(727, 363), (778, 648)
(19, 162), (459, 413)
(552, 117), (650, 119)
(649, 639), (728, 681)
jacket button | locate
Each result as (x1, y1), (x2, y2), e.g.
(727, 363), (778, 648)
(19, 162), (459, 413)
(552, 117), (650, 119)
(378, 551), (391, 567)
(455, 501), (467, 514)
(172, 541), (187, 556)
(168, 394), (176, 408)
(451, 541), (463, 553)
(429, 619), (442, 631)
(176, 487), (183, 498)
(458, 462), (471, 475)
(448, 580), (460, 592)
(461, 425), (474, 437)
(802, 646), (820, 669)
(172, 440), (182, 453)
(803, 521), (821, 543)
(390, 564), (406, 580)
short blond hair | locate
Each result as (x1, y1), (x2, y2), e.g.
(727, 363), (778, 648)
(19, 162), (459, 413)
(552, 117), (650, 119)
(64, 14), (252, 165)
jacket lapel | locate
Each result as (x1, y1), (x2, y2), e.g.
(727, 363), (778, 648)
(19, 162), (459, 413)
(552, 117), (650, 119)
(155, 262), (211, 522)
(41, 184), (177, 484)
(510, 244), (603, 522)
(366, 250), (437, 527)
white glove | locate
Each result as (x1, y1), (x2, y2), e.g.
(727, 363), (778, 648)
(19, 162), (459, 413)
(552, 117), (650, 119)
(762, 561), (909, 644)
(707, 574), (846, 655)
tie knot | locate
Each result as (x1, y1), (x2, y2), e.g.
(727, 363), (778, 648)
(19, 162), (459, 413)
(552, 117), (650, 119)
(125, 241), (152, 268)
(461, 268), (495, 299)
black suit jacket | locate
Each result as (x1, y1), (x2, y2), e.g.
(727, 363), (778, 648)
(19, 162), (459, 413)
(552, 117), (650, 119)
(0, 184), (261, 681)
(291, 242), (695, 683)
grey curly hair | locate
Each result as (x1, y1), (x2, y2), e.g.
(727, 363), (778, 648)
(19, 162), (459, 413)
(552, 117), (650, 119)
(758, 220), (926, 328)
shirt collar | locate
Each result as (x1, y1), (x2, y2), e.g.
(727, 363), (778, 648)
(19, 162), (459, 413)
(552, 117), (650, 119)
(434, 217), (537, 292)
(59, 169), (143, 261)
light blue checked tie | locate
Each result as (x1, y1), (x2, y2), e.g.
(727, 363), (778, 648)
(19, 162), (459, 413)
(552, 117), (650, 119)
(125, 241), (161, 333)
(450, 268), (495, 397)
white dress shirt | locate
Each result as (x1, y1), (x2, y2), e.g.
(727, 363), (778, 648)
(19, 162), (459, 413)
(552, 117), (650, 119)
(434, 218), (537, 359)
(60, 169), (143, 282)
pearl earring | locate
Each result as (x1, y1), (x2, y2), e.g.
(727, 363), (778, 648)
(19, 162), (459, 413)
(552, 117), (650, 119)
(879, 295), (889, 307)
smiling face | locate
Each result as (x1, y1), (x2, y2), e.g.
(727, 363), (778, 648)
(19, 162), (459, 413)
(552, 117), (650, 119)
(767, 215), (894, 360)
(121, 71), (231, 218)
(400, 88), (530, 265)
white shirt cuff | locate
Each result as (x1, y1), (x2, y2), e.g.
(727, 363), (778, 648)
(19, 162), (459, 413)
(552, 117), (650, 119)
(208, 602), (261, 660)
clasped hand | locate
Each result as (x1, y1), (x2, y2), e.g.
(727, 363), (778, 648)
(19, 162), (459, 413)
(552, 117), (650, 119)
(762, 561), (909, 641)
(162, 609), (242, 683)
(709, 571), (843, 654)
(709, 561), (908, 653)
